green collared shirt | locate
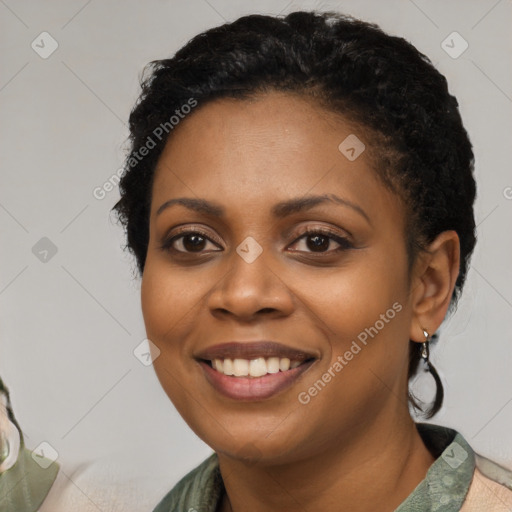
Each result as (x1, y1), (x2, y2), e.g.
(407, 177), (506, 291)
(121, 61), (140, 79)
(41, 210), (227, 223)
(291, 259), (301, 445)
(0, 446), (59, 512)
(152, 423), (483, 512)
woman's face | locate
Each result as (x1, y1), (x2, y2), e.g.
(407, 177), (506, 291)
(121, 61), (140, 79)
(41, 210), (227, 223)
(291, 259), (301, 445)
(142, 92), (417, 464)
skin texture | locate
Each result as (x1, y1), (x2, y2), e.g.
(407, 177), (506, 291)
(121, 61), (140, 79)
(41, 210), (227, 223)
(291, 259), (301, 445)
(141, 92), (460, 512)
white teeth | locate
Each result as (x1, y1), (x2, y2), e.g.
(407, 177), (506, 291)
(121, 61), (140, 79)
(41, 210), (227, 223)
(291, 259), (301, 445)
(279, 358), (290, 371)
(267, 357), (280, 374)
(249, 357), (267, 377)
(233, 358), (249, 377)
(211, 356), (308, 377)
(223, 358), (234, 376)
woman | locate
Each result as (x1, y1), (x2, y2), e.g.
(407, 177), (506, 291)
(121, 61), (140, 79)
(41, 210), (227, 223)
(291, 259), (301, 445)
(0, 377), (60, 511)
(113, 11), (512, 511)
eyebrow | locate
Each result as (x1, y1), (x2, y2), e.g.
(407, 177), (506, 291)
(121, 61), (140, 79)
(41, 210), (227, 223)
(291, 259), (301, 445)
(156, 194), (371, 224)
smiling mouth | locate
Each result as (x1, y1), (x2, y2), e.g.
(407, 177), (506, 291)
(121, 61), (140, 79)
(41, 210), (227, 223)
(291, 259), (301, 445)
(195, 341), (318, 399)
(204, 356), (316, 378)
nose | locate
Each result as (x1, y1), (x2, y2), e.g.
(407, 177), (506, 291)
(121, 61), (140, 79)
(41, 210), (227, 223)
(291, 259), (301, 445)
(207, 246), (295, 322)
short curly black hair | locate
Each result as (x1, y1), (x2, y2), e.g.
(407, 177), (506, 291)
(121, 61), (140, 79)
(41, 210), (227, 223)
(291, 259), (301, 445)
(113, 11), (476, 419)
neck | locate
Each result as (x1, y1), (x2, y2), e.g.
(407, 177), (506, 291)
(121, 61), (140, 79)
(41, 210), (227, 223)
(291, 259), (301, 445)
(217, 414), (435, 512)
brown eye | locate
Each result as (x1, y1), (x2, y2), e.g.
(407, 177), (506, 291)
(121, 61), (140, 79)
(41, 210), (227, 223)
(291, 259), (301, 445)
(182, 233), (207, 252)
(161, 229), (222, 254)
(306, 233), (331, 252)
(288, 228), (352, 254)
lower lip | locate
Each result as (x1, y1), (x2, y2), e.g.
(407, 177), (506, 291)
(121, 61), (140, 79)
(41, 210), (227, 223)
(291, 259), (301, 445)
(198, 360), (315, 401)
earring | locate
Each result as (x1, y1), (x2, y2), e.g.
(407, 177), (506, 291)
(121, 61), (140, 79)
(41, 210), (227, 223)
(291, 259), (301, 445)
(421, 329), (430, 362)
(416, 328), (444, 418)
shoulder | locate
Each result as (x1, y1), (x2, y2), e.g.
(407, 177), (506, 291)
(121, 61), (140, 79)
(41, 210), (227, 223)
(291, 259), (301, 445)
(39, 456), (166, 512)
(460, 455), (512, 511)
(0, 446), (59, 512)
(412, 422), (512, 511)
(152, 452), (223, 512)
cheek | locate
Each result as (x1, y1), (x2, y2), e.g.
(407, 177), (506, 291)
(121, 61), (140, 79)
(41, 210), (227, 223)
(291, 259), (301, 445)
(294, 278), (410, 437)
(140, 259), (202, 409)
(140, 258), (196, 350)
(304, 251), (411, 382)
(141, 251), (204, 325)
(312, 260), (406, 332)
(140, 254), (225, 372)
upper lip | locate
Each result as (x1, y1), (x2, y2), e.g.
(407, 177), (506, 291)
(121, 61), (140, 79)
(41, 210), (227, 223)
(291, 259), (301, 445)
(195, 341), (318, 362)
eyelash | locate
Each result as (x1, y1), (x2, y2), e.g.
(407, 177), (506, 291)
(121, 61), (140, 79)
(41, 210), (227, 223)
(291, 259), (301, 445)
(160, 226), (353, 256)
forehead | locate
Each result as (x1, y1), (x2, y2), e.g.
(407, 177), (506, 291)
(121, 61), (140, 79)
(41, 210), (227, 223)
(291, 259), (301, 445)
(151, 92), (402, 225)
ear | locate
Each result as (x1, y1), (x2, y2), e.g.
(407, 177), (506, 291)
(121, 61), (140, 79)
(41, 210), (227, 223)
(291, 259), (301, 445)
(409, 230), (460, 343)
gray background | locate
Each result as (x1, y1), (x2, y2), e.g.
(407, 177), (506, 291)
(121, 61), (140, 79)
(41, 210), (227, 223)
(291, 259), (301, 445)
(1, 0), (511, 503)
